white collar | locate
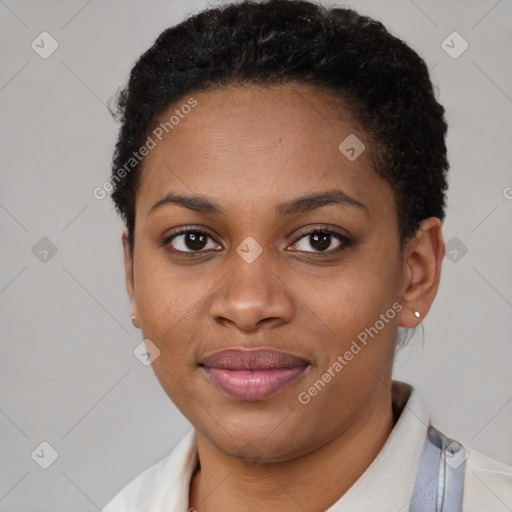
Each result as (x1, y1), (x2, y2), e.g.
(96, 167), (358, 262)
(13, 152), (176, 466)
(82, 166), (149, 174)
(326, 380), (429, 511)
(109, 380), (429, 511)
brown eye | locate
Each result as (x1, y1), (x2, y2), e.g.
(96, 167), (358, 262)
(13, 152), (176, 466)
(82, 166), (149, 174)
(165, 230), (221, 253)
(289, 229), (352, 254)
(184, 232), (208, 250)
(309, 232), (331, 251)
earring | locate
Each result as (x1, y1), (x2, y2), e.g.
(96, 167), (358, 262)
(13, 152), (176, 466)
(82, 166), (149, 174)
(414, 311), (421, 318)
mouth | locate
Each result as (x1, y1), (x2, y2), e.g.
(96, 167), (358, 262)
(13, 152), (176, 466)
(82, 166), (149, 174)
(199, 347), (310, 401)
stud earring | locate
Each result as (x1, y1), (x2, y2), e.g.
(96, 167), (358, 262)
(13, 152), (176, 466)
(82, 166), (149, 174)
(414, 311), (421, 318)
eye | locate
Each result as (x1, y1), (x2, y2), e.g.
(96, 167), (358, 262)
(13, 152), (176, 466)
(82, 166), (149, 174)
(288, 228), (351, 254)
(163, 229), (221, 254)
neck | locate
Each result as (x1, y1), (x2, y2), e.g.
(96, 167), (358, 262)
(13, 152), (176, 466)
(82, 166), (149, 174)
(189, 383), (396, 512)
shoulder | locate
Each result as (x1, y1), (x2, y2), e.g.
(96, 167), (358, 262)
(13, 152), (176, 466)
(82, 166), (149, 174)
(102, 455), (170, 512)
(102, 430), (197, 512)
(463, 446), (512, 512)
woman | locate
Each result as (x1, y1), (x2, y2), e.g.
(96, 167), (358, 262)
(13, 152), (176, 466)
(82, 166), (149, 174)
(103, 0), (512, 510)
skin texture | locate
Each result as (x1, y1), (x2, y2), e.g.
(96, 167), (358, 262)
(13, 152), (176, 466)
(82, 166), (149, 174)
(122, 83), (445, 511)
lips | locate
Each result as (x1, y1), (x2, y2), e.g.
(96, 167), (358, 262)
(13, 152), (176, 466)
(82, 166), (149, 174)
(200, 348), (310, 401)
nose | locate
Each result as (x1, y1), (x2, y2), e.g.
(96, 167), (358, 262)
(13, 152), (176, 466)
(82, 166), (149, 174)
(208, 252), (295, 332)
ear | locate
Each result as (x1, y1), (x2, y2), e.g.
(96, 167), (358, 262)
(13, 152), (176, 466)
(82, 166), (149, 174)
(397, 217), (445, 328)
(122, 227), (139, 329)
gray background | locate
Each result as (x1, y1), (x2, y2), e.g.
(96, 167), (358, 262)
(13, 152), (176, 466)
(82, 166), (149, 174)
(0, 0), (511, 510)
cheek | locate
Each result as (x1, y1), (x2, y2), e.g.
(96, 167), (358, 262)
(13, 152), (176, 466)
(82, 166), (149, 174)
(134, 265), (205, 409)
(292, 257), (398, 335)
(134, 239), (204, 317)
(132, 248), (208, 368)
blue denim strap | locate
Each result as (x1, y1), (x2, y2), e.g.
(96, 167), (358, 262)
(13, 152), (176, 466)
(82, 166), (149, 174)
(410, 426), (466, 512)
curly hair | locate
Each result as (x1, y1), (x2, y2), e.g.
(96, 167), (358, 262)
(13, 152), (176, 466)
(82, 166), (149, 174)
(108, 0), (449, 252)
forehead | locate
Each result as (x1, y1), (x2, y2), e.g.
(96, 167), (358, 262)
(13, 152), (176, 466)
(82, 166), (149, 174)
(136, 83), (392, 220)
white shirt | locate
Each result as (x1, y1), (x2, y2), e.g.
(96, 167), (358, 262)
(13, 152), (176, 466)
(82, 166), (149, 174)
(103, 381), (512, 511)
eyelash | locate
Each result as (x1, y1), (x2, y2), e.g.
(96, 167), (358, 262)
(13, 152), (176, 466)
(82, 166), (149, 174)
(161, 226), (353, 257)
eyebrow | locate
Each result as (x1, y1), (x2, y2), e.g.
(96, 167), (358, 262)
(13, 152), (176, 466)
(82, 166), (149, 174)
(148, 193), (225, 216)
(148, 189), (368, 217)
(275, 189), (368, 217)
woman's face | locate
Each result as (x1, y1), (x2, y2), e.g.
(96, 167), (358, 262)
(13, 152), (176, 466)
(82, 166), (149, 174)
(124, 83), (418, 461)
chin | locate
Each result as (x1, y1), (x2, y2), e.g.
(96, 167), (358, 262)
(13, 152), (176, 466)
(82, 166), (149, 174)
(195, 405), (319, 462)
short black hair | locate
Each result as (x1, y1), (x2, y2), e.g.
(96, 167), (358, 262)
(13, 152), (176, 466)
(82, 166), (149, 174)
(109, 0), (449, 252)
